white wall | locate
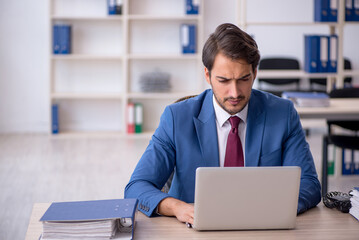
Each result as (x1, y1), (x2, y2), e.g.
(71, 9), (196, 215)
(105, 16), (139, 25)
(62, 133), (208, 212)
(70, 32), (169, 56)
(0, 0), (358, 133)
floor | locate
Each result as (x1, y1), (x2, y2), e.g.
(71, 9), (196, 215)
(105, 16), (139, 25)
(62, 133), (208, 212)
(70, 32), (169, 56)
(0, 131), (358, 239)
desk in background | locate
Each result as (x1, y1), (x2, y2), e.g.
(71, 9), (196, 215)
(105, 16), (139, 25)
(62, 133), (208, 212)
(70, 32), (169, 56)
(26, 202), (359, 240)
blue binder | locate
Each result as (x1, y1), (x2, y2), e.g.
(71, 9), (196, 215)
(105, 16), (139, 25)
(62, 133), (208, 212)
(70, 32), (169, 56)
(52, 104), (59, 134)
(54, 25), (71, 54)
(354, 0), (359, 21)
(53, 26), (61, 54)
(328, 0), (338, 22)
(304, 35), (320, 73)
(186, 0), (199, 15)
(319, 36), (329, 72)
(181, 24), (197, 54)
(108, 0), (122, 15)
(342, 149), (355, 175)
(328, 35), (338, 72)
(346, 0), (355, 21)
(40, 199), (138, 239)
(314, 0), (329, 22)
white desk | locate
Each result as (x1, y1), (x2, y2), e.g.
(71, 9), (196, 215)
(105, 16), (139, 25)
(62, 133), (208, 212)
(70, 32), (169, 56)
(296, 98), (359, 120)
(25, 203), (359, 240)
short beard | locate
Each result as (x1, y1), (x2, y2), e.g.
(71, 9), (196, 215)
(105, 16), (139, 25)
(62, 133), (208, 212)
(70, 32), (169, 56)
(213, 94), (245, 115)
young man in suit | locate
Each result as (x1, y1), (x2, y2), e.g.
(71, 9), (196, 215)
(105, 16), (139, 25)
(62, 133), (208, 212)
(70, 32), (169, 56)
(125, 23), (321, 225)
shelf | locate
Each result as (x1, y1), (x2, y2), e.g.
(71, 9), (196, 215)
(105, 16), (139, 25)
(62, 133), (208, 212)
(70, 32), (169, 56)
(343, 70), (359, 77)
(51, 92), (124, 100)
(244, 22), (339, 27)
(50, 131), (153, 139)
(51, 15), (123, 21)
(128, 54), (199, 60)
(128, 15), (200, 21)
(51, 54), (123, 60)
(128, 92), (199, 100)
(257, 70), (338, 78)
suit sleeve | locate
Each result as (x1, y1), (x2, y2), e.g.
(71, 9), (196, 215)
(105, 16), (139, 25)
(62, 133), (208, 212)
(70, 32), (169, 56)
(124, 106), (176, 217)
(282, 102), (321, 214)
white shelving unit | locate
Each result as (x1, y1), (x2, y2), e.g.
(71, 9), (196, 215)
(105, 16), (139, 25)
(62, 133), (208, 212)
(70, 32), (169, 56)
(49, 0), (204, 137)
(237, 0), (359, 93)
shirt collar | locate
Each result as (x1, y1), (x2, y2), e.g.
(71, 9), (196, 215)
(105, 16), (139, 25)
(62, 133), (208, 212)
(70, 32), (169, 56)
(212, 94), (248, 127)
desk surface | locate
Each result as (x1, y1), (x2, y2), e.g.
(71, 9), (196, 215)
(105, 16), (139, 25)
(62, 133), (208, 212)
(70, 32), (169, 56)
(296, 98), (359, 120)
(26, 202), (359, 240)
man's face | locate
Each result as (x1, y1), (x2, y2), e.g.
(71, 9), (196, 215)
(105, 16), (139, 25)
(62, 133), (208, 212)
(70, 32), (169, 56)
(205, 52), (257, 115)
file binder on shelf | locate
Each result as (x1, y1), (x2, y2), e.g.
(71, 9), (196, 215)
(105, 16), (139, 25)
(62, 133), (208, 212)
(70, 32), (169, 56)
(134, 103), (143, 134)
(346, 0), (355, 21)
(186, 0), (199, 15)
(328, 0), (338, 22)
(181, 24), (197, 54)
(328, 35), (338, 73)
(319, 36), (329, 73)
(354, 150), (359, 174)
(40, 199), (138, 240)
(127, 103), (135, 134)
(304, 35), (320, 73)
(108, 0), (122, 15)
(342, 149), (355, 175)
(314, 0), (338, 22)
(314, 0), (329, 22)
(53, 25), (71, 54)
(51, 104), (59, 134)
(354, 0), (359, 21)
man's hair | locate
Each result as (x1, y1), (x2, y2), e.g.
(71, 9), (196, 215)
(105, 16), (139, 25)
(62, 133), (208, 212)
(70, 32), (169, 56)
(202, 23), (260, 74)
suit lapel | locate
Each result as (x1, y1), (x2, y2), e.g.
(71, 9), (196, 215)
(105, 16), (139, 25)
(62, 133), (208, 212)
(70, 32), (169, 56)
(193, 90), (220, 167)
(245, 91), (265, 167)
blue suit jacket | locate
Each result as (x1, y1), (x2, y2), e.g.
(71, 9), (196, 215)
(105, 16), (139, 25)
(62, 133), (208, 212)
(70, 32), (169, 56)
(125, 89), (321, 216)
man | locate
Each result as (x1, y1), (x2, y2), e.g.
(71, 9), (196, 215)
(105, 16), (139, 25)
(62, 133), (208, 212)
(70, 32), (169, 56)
(125, 23), (321, 225)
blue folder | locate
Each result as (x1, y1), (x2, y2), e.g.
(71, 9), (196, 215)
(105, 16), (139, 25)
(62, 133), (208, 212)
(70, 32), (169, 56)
(328, 35), (338, 73)
(40, 199), (138, 222)
(354, 0), (359, 21)
(314, 0), (329, 22)
(328, 0), (338, 22)
(51, 104), (59, 134)
(186, 0), (199, 15)
(181, 24), (197, 54)
(346, 0), (355, 21)
(304, 35), (320, 73)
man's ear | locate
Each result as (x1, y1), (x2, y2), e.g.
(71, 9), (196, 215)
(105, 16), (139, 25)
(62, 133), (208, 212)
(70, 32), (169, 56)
(252, 68), (257, 86)
(204, 67), (211, 85)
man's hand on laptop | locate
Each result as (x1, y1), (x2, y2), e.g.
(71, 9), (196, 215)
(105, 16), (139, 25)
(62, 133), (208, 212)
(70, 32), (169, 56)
(158, 197), (194, 224)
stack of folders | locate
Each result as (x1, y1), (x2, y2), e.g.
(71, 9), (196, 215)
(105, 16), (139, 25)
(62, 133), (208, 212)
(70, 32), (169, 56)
(40, 199), (138, 240)
(282, 91), (330, 107)
(139, 70), (171, 93)
(127, 103), (143, 134)
(350, 187), (359, 221)
(304, 35), (338, 73)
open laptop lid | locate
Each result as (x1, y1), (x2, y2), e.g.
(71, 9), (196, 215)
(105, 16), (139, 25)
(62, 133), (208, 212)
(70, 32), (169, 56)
(193, 166), (301, 231)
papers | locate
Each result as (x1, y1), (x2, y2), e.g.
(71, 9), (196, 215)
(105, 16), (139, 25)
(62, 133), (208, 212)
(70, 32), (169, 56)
(40, 199), (138, 240)
(350, 187), (359, 221)
(282, 91), (330, 107)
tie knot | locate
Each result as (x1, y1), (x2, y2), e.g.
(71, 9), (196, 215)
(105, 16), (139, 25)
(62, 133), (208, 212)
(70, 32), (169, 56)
(229, 116), (240, 129)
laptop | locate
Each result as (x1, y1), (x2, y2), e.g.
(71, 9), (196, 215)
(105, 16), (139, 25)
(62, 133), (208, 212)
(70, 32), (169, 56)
(193, 166), (301, 231)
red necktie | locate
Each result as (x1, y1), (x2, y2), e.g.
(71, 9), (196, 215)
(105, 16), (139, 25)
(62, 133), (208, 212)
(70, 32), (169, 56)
(224, 116), (244, 167)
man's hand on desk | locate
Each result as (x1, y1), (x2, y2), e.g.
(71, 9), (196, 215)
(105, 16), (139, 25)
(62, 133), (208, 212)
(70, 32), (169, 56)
(158, 197), (194, 225)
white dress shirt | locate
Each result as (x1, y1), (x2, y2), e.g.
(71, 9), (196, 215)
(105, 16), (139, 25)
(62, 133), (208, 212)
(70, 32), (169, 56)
(212, 95), (248, 167)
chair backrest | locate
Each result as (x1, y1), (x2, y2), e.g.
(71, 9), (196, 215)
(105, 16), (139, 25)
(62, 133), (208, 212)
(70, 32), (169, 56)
(310, 59), (352, 88)
(258, 57), (300, 85)
(328, 87), (359, 132)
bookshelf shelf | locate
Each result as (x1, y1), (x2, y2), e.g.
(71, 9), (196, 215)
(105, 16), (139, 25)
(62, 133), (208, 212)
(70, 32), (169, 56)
(49, 0), (204, 136)
(51, 16), (124, 21)
(51, 93), (124, 100)
(51, 54), (123, 60)
(238, 0), (358, 92)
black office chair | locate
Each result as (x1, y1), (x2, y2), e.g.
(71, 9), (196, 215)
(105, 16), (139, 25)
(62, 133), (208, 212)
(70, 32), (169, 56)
(310, 59), (352, 91)
(322, 88), (359, 196)
(258, 57), (301, 97)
